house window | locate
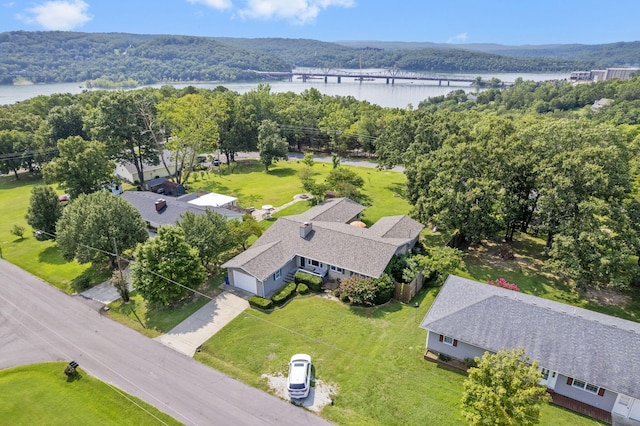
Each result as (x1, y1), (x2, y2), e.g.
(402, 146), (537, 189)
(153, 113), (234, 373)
(310, 259), (320, 267)
(330, 265), (344, 274)
(571, 378), (600, 395)
(443, 336), (454, 345)
(540, 368), (550, 380)
(273, 269), (281, 280)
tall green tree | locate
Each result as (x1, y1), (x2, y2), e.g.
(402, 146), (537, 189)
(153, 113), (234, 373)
(56, 191), (148, 266)
(325, 166), (365, 202)
(177, 210), (235, 270)
(257, 119), (288, 172)
(25, 185), (62, 236)
(0, 129), (30, 179)
(158, 93), (220, 185)
(462, 348), (550, 426)
(42, 136), (114, 198)
(229, 214), (263, 250)
(90, 90), (161, 186)
(131, 226), (206, 307)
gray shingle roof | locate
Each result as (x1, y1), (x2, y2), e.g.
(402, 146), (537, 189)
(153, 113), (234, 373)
(121, 191), (241, 226)
(222, 199), (423, 281)
(420, 275), (640, 399)
(289, 198), (365, 223)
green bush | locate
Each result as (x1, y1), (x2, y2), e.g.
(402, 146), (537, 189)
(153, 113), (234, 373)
(248, 296), (273, 310)
(437, 353), (452, 362)
(464, 357), (478, 369)
(294, 272), (323, 292)
(374, 273), (395, 305)
(272, 282), (296, 306)
(297, 283), (309, 294)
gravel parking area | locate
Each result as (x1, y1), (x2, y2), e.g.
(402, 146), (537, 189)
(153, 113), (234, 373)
(262, 373), (337, 413)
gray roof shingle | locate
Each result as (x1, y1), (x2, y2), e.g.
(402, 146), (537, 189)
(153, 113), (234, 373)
(420, 275), (640, 399)
(121, 191), (241, 226)
(223, 198), (423, 281)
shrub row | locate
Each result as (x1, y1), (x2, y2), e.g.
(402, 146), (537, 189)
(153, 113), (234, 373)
(248, 282), (312, 310)
(294, 272), (323, 292)
(272, 282), (296, 306)
(248, 295), (273, 310)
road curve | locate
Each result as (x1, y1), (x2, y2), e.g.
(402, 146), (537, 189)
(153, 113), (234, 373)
(0, 260), (333, 426)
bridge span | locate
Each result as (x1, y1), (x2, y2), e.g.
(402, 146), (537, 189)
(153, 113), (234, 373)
(248, 69), (513, 87)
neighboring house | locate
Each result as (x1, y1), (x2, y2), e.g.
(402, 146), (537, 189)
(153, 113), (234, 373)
(121, 191), (243, 233)
(592, 98), (613, 111)
(115, 150), (176, 184)
(222, 198), (424, 298)
(420, 275), (640, 424)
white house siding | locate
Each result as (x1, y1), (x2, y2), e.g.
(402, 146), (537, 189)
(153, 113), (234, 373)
(553, 374), (617, 412)
(426, 332), (486, 361)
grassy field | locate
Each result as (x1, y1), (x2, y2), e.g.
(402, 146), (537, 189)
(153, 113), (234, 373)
(0, 174), (100, 293)
(0, 362), (180, 425)
(195, 291), (602, 426)
(188, 159), (411, 224)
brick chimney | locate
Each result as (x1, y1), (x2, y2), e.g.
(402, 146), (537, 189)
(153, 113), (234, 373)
(155, 198), (167, 212)
(299, 222), (312, 239)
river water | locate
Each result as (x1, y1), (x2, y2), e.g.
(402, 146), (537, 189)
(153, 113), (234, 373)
(0, 71), (569, 109)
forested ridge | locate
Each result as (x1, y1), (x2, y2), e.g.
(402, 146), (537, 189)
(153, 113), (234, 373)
(0, 31), (619, 85)
(2, 74), (640, 289)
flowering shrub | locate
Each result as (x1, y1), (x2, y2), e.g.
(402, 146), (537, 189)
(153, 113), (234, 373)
(487, 278), (520, 292)
(335, 273), (396, 306)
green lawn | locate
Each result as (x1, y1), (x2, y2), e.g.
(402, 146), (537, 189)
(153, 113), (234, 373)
(195, 291), (601, 426)
(0, 363), (180, 425)
(189, 159), (411, 223)
(0, 174), (99, 293)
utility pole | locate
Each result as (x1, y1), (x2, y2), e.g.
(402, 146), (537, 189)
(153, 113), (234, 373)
(113, 237), (129, 303)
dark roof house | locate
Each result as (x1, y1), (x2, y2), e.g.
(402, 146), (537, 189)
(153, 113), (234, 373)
(420, 275), (640, 424)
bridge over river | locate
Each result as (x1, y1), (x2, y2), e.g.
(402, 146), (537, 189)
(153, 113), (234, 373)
(249, 68), (513, 87)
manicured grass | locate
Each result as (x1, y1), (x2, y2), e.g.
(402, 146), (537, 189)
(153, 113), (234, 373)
(0, 362), (180, 425)
(195, 291), (601, 426)
(188, 159), (411, 223)
(108, 292), (213, 337)
(0, 174), (95, 293)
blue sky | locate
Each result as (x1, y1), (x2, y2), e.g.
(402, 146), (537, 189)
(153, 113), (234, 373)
(1, 0), (639, 45)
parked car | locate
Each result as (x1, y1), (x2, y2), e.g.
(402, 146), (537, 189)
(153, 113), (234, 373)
(287, 354), (312, 399)
(213, 158), (220, 166)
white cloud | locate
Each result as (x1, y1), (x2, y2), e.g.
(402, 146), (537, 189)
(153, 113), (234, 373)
(446, 32), (468, 43)
(19, 0), (92, 30)
(187, 0), (233, 10)
(238, 0), (355, 25)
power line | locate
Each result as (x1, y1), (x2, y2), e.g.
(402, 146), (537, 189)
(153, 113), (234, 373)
(41, 228), (568, 426)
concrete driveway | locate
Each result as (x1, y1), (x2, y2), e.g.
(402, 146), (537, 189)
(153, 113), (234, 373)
(155, 291), (249, 357)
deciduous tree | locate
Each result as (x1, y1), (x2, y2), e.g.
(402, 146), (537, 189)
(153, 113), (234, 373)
(177, 210), (235, 270)
(56, 191), (148, 266)
(257, 119), (288, 172)
(26, 185), (62, 236)
(462, 348), (550, 426)
(131, 226), (206, 306)
(42, 136), (114, 198)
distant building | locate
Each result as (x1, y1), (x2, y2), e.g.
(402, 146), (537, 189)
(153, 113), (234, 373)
(571, 68), (639, 82)
(591, 98), (613, 111)
(115, 150), (176, 185)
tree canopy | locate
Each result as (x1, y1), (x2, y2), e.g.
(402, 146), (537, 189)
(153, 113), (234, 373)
(131, 226), (206, 306)
(55, 191), (148, 266)
(461, 348), (551, 426)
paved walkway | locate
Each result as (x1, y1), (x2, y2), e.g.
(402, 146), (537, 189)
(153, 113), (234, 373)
(155, 290), (249, 357)
(252, 193), (312, 221)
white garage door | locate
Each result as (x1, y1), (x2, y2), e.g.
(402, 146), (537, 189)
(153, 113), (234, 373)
(630, 399), (640, 421)
(232, 270), (258, 294)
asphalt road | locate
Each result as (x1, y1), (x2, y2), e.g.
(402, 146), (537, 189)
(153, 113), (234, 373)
(0, 260), (333, 426)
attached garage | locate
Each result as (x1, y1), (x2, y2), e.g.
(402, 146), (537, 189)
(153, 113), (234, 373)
(232, 270), (258, 295)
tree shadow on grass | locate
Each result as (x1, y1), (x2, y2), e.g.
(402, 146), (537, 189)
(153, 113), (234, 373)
(38, 246), (67, 265)
(268, 167), (297, 178)
(386, 182), (406, 197)
(71, 264), (111, 293)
